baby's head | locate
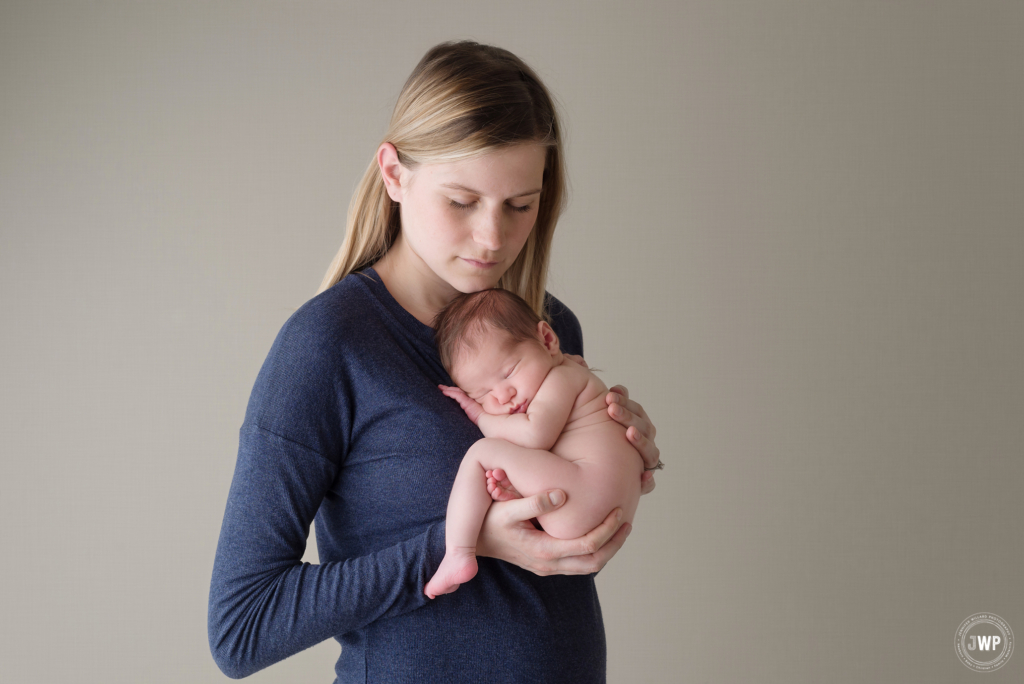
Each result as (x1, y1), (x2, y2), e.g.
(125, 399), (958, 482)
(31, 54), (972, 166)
(434, 289), (563, 416)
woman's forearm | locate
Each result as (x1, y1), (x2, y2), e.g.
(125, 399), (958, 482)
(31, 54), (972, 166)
(208, 424), (443, 678)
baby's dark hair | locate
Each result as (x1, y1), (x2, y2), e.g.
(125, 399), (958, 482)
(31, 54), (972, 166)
(433, 289), (545, 374)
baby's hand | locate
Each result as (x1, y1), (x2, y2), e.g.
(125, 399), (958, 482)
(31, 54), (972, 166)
(439, 384), (484, 425)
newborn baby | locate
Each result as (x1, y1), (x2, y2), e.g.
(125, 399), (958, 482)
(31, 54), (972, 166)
(425, 288), (643, 599)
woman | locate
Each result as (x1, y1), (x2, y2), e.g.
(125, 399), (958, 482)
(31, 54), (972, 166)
(209, 40), (660, 682)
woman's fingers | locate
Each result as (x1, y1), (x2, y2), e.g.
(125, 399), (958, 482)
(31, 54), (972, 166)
(641, 470), (656, 495)
(564, 507), (623, 558)
(627, 425), (662, 472)
(501, 497), (622, 563)
(546, 518), (632, 575)
(499, 489), (566, 525)
(606, 386), (656, 441)
(607, 390), (661, 472)
(477, 496), (631, 575)
(534, 508), (625, 571)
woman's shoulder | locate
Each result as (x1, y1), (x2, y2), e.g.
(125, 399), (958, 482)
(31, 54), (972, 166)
(245, 274), (383, 444)
(281, 272), (382, 341)
(259, 273), (387, 377)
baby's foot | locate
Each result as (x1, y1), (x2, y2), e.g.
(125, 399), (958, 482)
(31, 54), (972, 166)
(485, 468), (521, 501)
(424, 549), (478, 599)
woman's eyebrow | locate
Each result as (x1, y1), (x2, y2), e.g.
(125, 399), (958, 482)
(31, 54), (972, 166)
(440, 182), (542, 198)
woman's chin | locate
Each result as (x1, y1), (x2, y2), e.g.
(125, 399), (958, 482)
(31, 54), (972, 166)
(451, 274), (502, 294)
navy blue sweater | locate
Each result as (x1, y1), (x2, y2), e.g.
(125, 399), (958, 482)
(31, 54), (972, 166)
(208, 268), (606, 683)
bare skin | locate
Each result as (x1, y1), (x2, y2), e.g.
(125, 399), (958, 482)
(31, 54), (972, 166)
(425, 323), (642, 598)
(373, 141), (660, 581)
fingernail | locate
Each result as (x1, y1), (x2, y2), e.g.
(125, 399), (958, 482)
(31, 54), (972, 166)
(624, 524), (633, 537)
(616, 510), (623, 521)
(548, 490), (565, 506)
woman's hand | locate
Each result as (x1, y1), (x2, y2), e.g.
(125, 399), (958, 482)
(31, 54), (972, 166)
(476, 490), (631, 575)
(606, 385), (661, 494)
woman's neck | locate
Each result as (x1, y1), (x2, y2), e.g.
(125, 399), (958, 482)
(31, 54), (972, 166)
(372, 236), (459, 327)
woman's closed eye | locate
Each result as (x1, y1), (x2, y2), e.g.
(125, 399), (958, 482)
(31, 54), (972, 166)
(449, 199), (532, 214)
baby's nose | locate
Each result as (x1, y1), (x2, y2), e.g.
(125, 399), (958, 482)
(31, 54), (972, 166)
(504, 386), (516, 403)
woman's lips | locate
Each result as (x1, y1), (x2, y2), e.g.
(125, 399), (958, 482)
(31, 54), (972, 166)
(462, 257), (499, 269)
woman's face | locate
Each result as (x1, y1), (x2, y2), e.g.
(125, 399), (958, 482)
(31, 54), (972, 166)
(383, 143), (547, 296)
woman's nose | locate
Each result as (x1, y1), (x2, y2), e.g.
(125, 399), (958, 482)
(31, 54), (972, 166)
(473, 208), (504, 251)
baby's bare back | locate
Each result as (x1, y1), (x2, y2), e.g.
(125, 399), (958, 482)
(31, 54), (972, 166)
(534, 364), (643, 538)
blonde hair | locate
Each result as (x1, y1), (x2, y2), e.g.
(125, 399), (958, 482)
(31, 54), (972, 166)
(316, 40), (568, 318)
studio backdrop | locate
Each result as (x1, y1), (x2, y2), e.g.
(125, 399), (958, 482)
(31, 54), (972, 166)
(1, 1), (1021, 682)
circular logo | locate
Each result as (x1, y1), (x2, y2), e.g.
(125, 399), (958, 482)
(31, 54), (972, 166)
(955, 612), (1014, 672)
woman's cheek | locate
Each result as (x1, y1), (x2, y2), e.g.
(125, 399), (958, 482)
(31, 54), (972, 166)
(517, 214), (538, 241)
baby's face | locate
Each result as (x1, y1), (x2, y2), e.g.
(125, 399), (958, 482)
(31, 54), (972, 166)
(451, 325), (560, 416)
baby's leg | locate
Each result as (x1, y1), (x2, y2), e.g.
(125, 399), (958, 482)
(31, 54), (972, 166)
(424, 438), (581, 599)
(424, 444), (494, 599)
(465, 438), (594, 539)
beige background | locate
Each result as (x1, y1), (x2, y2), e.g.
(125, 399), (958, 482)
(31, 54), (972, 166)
(1, 1), (1021, 682)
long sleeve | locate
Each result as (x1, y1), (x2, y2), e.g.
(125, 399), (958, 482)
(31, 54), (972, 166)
(207, 272), (605, 683)
(208, 424), (445, 678)
(207, 285), (447, 678)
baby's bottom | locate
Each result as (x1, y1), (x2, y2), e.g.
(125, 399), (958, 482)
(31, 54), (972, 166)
(424, 438), (626, 599)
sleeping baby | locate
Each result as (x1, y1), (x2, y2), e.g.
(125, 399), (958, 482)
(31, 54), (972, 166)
(425, 288), (643, 599)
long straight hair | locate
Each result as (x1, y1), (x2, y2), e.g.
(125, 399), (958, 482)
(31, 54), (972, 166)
(317, 40), (568, 318)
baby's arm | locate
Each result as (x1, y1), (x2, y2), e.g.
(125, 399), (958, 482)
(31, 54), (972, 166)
(440, 365), (583, 451)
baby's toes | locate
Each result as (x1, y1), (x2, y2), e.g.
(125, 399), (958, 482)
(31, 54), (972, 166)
(491, 483), (518, 502)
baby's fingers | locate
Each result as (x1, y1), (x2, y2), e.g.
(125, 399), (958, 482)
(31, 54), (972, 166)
(439, 385), (467, 401)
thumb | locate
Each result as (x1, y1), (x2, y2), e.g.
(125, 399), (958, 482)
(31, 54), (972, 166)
(505, 490), (566, 522)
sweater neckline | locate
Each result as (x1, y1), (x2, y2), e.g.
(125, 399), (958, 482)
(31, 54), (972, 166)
(358, 267), (438, 347)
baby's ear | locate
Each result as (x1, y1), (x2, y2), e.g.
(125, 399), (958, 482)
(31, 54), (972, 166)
(536, 321), (560, 354)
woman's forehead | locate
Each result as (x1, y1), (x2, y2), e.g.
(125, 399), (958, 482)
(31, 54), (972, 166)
(423, 144), (545, 195)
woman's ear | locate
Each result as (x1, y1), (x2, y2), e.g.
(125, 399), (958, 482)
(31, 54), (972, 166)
(536, 321), (560, 355)
(378, 142), (405, 203)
